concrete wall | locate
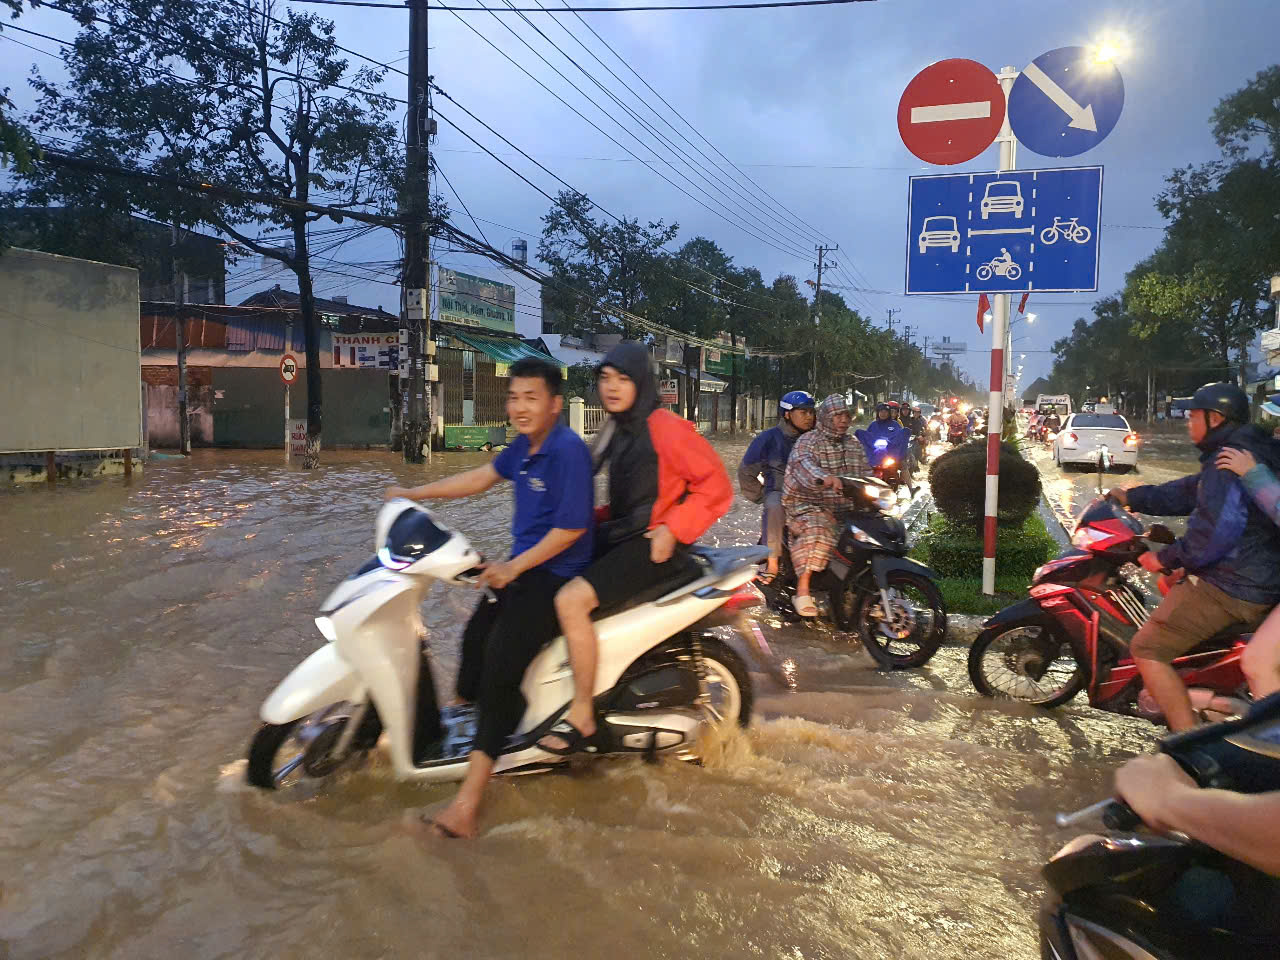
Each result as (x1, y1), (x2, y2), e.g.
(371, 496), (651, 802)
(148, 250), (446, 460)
(0, 248), (143, 453)
(209, 368), (392, 447)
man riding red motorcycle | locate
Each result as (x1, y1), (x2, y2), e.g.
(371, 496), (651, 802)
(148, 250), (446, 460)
(1109, 383), (1280, 731)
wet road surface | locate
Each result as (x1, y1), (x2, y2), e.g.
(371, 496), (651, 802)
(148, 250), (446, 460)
(0, 439), (1163, 959)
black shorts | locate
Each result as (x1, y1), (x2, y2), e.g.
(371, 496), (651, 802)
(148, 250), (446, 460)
(580, 534), (696, 613)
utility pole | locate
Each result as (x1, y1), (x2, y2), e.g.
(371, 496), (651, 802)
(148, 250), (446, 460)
(812, 243), (838, 387)
(171, 222), (191, 455)
(403, 0), (434, 463)
(886, 307), (902, 334)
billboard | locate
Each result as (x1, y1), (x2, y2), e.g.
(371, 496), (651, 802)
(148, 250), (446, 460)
(438, 268), (516, 334)
(332, 332), (399, 369)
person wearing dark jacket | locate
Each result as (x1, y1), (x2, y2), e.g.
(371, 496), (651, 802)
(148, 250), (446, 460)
(546, 342), (734, 753)
(1110, 383), (1280, 731)
(738, 390), (815, 581)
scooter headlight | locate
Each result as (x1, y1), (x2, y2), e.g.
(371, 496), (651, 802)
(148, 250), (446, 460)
(315, 615), (338, 642)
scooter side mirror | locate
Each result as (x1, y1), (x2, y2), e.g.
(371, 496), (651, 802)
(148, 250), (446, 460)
(1147, 524), (1176, 545)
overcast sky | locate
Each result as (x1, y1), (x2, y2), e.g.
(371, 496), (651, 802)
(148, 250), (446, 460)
(4, 0), (1279, 386)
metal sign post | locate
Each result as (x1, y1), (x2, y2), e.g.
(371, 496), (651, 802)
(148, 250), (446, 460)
(280, 350), (298, 462)
(981, 66), (1018, 597)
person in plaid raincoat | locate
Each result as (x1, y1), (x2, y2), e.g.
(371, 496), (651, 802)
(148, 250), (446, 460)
(782, 394), (868, 617)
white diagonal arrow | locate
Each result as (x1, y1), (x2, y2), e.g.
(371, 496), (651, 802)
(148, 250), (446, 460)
(1023, 62), (1097, 132)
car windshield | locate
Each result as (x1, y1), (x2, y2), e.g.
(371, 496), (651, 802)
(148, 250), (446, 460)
(987, 183), (1018, 196)
(923, 218), (953, 230)
(1071, 414), (1128, 429)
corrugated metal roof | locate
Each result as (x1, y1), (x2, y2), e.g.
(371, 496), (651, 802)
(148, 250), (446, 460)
(451, 330), (565, 370)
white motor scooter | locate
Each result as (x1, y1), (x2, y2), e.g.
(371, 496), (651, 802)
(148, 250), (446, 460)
(246, 500), (769, 789)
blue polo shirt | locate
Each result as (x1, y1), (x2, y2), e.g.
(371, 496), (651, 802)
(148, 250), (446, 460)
(492, 423), (594, 578)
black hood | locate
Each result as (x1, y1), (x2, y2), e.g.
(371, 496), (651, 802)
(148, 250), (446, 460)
(597, 340), (659, 424)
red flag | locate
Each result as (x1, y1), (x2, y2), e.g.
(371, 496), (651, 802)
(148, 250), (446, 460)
(1018, 292), (1030, 314)
(977, 293), (990, 332)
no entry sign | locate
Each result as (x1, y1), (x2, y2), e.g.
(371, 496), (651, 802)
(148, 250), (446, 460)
(898, 59), (1005, 165)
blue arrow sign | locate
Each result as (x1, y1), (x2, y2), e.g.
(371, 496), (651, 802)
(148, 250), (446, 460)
(1007, 47), (1124, 158)
(905, 166), (1103, 295)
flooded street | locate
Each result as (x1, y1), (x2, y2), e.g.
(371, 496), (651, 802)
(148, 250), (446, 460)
(1026, 426), (1202, 530)
(1, 438), (1162, 960)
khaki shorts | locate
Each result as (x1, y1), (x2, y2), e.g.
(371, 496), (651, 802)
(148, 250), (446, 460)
(1130, 576), (1271, 664)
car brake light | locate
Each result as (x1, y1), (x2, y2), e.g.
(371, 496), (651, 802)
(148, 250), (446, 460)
(882, 457), (896, 467)
(1067, 432), (1078, 444)
(1124, 433), (1140, 447)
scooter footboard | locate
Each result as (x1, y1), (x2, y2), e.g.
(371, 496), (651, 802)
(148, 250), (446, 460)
(261, 644), (363, 724)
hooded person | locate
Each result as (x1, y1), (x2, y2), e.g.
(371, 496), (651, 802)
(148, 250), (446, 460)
(546, 341), (734, 754)
(782, 394), (869, 617)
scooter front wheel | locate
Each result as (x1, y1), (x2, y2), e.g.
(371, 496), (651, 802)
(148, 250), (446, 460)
(246, 701), (382, 790)
(852, 572), (946, 669)
(968, 624), (1087, 708)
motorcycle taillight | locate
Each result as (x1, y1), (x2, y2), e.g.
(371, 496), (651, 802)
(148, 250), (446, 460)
(726, 581), (765, 612)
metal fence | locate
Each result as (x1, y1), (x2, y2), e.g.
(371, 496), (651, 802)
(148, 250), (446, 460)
(584, 403), (607, 435)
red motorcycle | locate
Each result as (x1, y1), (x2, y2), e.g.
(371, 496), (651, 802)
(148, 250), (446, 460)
(968, 496), (1251, 725)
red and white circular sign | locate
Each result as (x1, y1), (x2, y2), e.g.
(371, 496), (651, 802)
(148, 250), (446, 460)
(898, 59), (1005, 165)
(279, 353), (299, 385)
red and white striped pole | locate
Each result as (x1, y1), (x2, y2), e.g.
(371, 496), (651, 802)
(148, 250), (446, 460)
(982, 66), (1019, 596)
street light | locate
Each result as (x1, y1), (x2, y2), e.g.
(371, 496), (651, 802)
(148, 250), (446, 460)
(1091, 31), (1131, 64)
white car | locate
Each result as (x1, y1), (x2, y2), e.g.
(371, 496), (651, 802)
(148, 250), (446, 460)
(980, 180), (1024, 219)
(918, 216), (961, 254)
(1053, 412), (1140, 472)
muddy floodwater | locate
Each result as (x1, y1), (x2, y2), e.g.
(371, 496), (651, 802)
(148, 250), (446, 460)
(1, 438), (1161, 959)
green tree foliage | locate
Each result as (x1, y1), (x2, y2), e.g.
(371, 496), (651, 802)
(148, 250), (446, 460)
(16, 0), (403, 466)
(1051, 65), (1280, 402)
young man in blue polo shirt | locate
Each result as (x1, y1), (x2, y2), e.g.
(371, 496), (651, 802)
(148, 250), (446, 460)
(385, 357), (592, 838)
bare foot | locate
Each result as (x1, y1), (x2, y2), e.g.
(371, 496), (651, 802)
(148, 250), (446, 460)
(401, 798), (478, 839)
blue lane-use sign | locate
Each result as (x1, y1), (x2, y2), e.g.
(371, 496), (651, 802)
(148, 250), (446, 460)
(905, 165), (1103, 295)
(1007, 46), (1124, 158)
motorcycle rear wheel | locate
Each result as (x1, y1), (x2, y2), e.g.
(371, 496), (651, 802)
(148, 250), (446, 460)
(968, 624), (1087, 708)
(697, 638), (753, 729)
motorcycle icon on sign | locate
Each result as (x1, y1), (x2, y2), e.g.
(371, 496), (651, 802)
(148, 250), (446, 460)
(975, 249), (1022, 281)
(1040, 217), (1092, 245)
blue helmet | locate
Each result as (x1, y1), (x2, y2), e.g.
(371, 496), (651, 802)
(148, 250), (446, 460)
(779, 390), (816, 413)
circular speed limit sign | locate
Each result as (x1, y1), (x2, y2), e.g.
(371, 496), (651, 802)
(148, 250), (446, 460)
(279, 353), (299, 385)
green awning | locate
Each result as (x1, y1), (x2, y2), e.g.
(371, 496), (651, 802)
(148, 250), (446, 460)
(451, 330), (566, 374)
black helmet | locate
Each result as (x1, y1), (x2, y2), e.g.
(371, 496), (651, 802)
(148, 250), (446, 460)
(1190, 382), (1250, 424)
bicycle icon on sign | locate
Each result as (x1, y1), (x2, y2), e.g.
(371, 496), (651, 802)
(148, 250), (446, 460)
(1040, 217), (1092, 245)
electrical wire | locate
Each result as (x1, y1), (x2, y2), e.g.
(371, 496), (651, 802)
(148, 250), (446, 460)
(439, 5), (811, 260)
(288, 0), (878, 10)
(494, 0), (821, 254)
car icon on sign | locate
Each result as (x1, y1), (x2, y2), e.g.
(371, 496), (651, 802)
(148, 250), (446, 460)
(918, 215), (961, 254)
(980, 180), (1024, 219)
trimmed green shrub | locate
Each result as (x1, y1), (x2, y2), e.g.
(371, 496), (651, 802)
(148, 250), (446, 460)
(928, 440), (1041, 530)
(916, 512), (1056, 580)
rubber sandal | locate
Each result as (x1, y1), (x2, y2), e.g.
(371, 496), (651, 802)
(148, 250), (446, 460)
(536, 719), (601, 756)
(793, 595), (818, 618)
(755, 571), (778, 585)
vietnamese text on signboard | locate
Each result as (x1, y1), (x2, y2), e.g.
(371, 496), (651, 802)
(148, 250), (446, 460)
(333, 333), (399, 369)
(438, 268), (516, 334)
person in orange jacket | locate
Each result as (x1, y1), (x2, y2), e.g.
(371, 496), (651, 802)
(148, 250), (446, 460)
(544, 341), (733, 754)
